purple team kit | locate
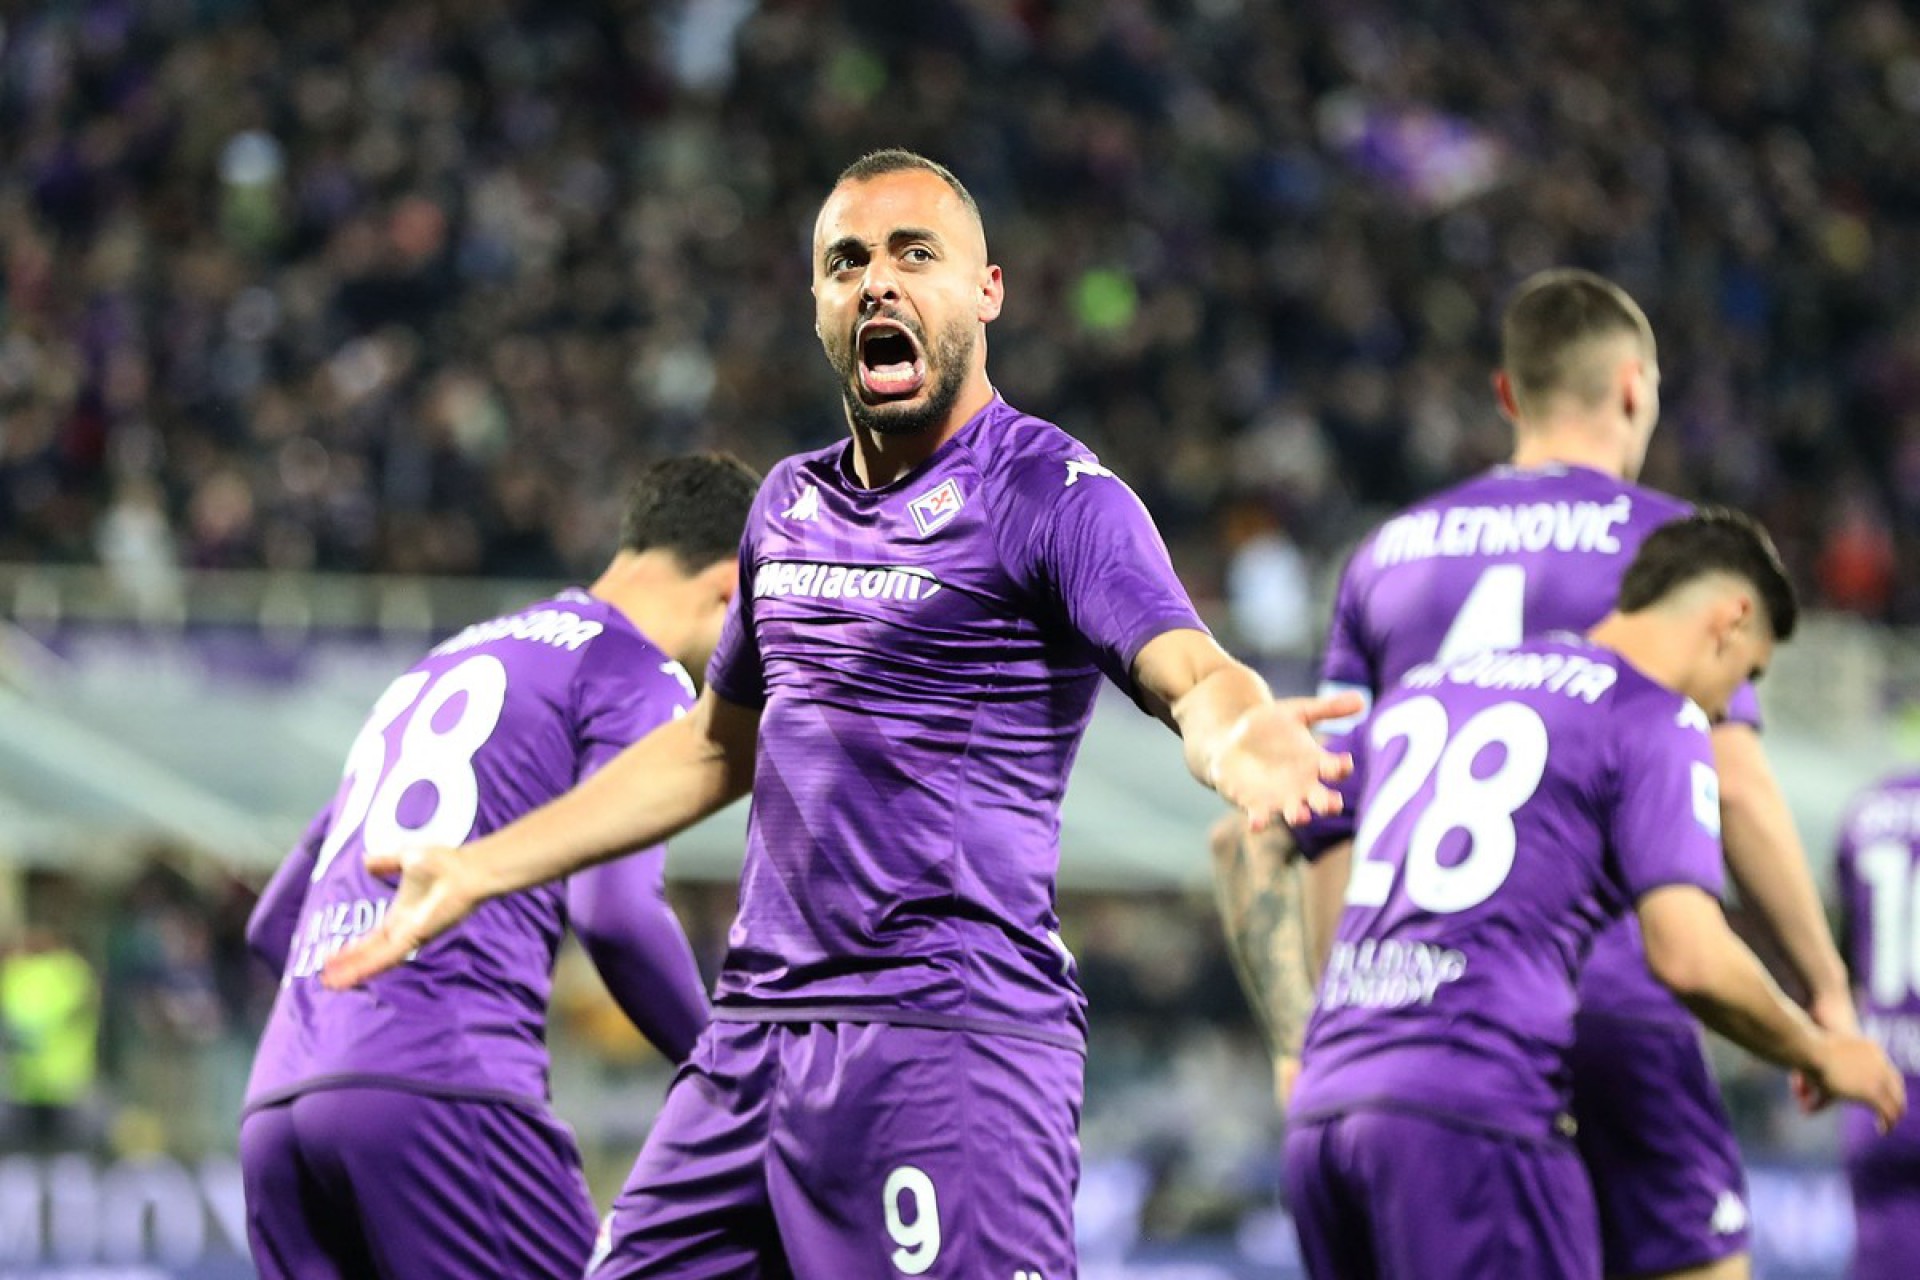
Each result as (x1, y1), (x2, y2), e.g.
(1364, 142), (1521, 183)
(586, 396), (1205, 1277)
(1300, 463), (1754, 1272)
(1836, 771), (1920, 1279)
(242, 590), (710, 1278)
(1289, 636), (1726, 1275)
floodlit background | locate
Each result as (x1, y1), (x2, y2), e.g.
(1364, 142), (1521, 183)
(5, 1), (1920, 1275)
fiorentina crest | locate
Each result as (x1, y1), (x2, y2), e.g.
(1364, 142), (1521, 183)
(907, 478), (965, 536)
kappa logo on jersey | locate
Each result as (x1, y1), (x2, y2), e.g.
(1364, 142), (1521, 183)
(908, 478), (965, 536)
(1692, 760), (1722, 837)
(1710, 1189), (1748, 1236)
(782, 484), (821, 522)
(660, 659), (697, 701)
(1676, 699), (1712, 733)
(1064, 457), (1115, 487)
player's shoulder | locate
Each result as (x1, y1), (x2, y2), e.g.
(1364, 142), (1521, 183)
(1604, 649), (1714, 744)
(968, 399), (1115, 498)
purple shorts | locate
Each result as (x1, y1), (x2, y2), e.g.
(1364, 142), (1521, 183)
(1570, 1013), (1749, 1275)
(589, 1017), (1084, 1280)
(239, 1086), (596, 1280)
(1284, 1108), (1599, 1279)
(1845, 1108), (1920, 1280)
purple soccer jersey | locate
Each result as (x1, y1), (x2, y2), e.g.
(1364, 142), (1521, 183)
(1308, 462), (1755, 1027)
(703, 396), (1205, 1051)
(1836, 769), (1920, 1273)
(1290, 637), (1725, 1138)
(245, 589), (709, 1111)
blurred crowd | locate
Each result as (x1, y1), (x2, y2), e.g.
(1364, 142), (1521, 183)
(5, 0), (1920, 627)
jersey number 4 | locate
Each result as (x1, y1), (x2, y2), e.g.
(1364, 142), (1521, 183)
(1346, 696), (1549, 914)
(1436, 564), (1526, 663)
(310, 655), (510, 882)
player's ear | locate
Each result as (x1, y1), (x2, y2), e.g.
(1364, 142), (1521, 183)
(1492, 370), (1520, 423)
(1617, 358), (1642, 424)
(978, 264), (1004, 324)
(703, 558), (741, 604)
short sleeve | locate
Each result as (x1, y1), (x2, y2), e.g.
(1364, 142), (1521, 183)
(574, 628), (696, 781)
(1002, 455), (1206, 691)
(705, 484), (771, 709)
(1314, 548), (1377, 737)
(1605, 696), (1725, 901)
(1723, 682), (1763, 731)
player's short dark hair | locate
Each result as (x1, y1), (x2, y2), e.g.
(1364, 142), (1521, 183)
(836, 149), (980, 225)
(618, 454), (761, 570)
(1500, 269), (1655, 412)
(1616, 508), (1799, 641)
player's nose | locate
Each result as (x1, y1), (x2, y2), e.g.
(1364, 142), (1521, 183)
(860, 261), (902, 307)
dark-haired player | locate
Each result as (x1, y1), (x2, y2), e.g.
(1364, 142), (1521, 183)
(1286, 511), (1904, 1277)
(1215, 269), (1854, 1278)
(239, 453), (760, 1280)
(322, 149), (1356, 1278)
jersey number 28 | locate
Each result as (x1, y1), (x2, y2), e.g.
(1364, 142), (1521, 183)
(310, 654), (509, 882)
(1346, 696), (1549, 913)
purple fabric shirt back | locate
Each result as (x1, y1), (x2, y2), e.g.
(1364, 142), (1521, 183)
(1308, 463), (1753, 1025)
(1291, 638), (1725, 1138)
(1835, 771), (1920, 1161)
(245, 590), (700, 1109)
(703, 397), (1205, 1051)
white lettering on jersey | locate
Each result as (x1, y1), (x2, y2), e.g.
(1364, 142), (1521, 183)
(1402, 650), (1618, 705)
(783, 485), (821, 522)
(1371, 496), (1634, 567)
(1319, 938), (1469, 1010)
(433, 608), (604, 656)
(1064, 458), (1115, 487)
(751, 562), (943, 603)
(1852, 791), (1920, 839)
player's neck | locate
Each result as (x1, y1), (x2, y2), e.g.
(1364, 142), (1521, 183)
(588, 552), (702, 666)
(1587, 612), (1690, 693)
(1509, 423), (1629, 479)
(845, 371), (996, 489)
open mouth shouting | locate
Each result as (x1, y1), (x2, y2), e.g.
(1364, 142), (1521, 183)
(855, 317), (928, 401)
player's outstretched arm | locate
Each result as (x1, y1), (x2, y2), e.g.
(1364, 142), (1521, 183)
(1133, 629), (1360, 828)
(1713, 722), (1858, 1034)
(324, 688), (761, 990)
(1638, 884), (1904, 1131)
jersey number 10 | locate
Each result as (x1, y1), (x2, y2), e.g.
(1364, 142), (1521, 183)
(1858, 841), (1920, 1005)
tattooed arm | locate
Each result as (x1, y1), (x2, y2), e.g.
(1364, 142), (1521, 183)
(1210, 813), (1318, 1102)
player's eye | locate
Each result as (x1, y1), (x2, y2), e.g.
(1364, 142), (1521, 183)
(902, 246), (934, 264)
(827, 253), (859, 274)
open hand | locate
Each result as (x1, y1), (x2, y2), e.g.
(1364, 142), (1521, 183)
(321, 845), (475, 990)
(1210, 693), (1362, 831)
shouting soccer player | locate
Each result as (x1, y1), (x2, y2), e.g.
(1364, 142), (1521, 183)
(322, 149), (1357, 1279)
(239, 454), (759, 1280)
(1834, 768), (1920, 1279)
(1285, 510), (1904, 1278)
(1215, 269), (1856, 1278)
